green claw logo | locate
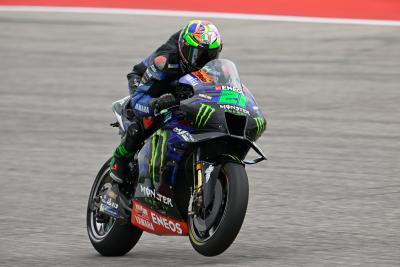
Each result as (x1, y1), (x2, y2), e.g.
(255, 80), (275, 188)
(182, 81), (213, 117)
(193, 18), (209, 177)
(195, 104), (215, 127)
(150, 130), (167, 184)
(254, 117), (266, 136)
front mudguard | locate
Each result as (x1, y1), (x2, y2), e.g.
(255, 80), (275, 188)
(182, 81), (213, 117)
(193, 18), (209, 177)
(195, 161), (222, 209)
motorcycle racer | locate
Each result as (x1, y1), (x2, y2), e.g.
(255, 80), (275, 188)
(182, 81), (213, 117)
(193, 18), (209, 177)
(109, 20), (223, 188)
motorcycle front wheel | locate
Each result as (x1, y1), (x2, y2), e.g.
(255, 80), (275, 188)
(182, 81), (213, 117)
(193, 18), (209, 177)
(188, 162), (249, 256)
(86, 158), (142, 256)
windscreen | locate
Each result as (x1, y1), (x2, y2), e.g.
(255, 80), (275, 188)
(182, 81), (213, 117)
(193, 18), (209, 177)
(190, 59), (242, 90)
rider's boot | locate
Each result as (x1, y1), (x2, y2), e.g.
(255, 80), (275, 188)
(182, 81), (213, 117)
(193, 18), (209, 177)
(109, 143), (132, 184)
(100, 121), (143, 220)
(99, 144), (134, 220)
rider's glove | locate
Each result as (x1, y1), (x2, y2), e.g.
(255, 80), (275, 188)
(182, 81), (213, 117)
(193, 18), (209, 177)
(151, 93), (177, 114)
(169, 80), (194, 101)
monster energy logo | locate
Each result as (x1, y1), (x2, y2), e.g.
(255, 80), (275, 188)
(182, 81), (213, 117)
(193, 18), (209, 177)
(150, 130), (167, 184)
(254, 117), (266, 136)
(195, 104), (215, 127)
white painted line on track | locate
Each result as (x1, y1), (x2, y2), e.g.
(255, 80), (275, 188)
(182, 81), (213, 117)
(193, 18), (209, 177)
(1, 6), (400, 27)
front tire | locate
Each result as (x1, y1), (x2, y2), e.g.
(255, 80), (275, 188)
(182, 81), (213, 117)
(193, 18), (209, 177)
(86, 158), (142, 256)
(189, 162), (249, 256)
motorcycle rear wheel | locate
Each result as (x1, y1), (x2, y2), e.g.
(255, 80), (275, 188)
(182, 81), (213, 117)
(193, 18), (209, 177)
(188, 162), (249, 256)
(86, 158), (142, 256)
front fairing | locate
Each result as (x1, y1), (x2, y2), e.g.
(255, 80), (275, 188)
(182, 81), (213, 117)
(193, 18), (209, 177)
(178, 59), (266, 142)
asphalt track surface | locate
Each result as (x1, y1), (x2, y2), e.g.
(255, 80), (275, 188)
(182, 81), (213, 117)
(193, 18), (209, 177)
(0, 12), (399, 267)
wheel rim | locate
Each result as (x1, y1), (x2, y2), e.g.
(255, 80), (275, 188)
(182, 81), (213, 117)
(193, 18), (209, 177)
(88, 168), (116, 241)
(189, 170), (229, 243)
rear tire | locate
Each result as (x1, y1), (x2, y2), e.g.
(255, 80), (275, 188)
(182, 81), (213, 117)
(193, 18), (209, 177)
(189, 162), (249, 256)
(86, 158), (142, 256)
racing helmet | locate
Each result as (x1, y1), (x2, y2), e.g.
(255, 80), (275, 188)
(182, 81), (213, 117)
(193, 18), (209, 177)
(178, 20), (223, 71)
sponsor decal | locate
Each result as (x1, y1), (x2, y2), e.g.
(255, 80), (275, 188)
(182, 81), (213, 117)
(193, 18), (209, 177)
(218, 89), (247, 107)
(195, 103), (215, 127)
(99, 204), (119, 218)
(254, 117), (266, 136)
(135, 202), (149, 218)
(219, 104), (250, 115)
(186, 74), (199, 87)
(215, 85), (243, 94)
(150, 212), (183, 235)
(192, 69), (213, 84)
(101, 195), (119, 209)
(150, 64), (157, 72)
(173, 127), (194, 142)
(253, 106), (259, 111)
(134, 103), (150, 114)
(99, 194), (119, 218)
(133, 202), (155, 231)
(131, 201), (188, 235)
(140, 185), (173, 207)
(135, 216), (155, 230)
(198, 93), (212, 100)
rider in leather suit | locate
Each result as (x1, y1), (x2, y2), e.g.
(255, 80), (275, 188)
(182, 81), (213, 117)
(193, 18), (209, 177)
(109, 20), (223, 186)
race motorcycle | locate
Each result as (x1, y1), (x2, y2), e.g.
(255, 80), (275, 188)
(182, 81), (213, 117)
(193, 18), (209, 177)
(87, 59), (267, 257)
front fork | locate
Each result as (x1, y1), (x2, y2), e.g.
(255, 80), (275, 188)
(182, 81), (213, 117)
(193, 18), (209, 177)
(188, 148), (221, 216)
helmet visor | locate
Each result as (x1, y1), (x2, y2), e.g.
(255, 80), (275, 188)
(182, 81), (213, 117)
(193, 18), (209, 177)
(181, 43), (220, 69)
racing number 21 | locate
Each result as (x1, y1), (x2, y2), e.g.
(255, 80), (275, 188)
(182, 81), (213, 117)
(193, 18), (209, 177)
(218, 90), (246, 107)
